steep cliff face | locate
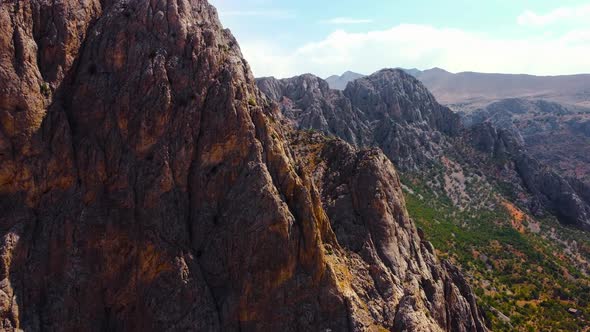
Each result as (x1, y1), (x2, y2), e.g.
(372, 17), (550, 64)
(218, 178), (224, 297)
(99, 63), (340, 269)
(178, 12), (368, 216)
(259, 71), (590, 230)
(6, 0), (339, 330)
(290, 132), (487, 332)
(0, 0), (487, 331)
(468, 123), (590, 230)
(463, 98), (590, 186)
(258, 69), (460, 172)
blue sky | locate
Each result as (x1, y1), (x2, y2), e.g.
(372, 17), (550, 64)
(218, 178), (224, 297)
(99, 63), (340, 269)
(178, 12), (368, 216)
(209, 0), (590, 78)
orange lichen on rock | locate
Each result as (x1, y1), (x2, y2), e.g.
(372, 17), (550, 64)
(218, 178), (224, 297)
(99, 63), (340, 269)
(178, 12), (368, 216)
(502, 200), (527, 233)
(138, 243), (174, 284)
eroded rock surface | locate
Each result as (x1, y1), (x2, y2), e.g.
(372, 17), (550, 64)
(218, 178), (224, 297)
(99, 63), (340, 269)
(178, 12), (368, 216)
(1, 0), (487, 331)
(468, 123), (590, 230)
(258, 69), (460, 172)
(290, 132), (487, 332)
(259, 70), (590, 230)
(256, 74), (372, 147)
(463, 98), (590, 187)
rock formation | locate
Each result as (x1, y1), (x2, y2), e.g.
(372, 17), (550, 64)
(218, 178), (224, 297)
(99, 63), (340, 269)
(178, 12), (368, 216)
(463, 98), (590, 186)
(0, 0), (487, 331)
(258, 69), (460, 172)
(258, 70), (590, 231)
(256, 74), (372, 147)
(468, 123), (590, 230)
(325, 71), (365, 91)
(290, 132), (487, 332)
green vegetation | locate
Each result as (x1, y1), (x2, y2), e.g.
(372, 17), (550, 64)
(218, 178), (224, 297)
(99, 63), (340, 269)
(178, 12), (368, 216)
(40, 82), (51, 97)
(248, 97), (257, 107)
(404, 178), (590, 331)
(218, 44), (230, 53)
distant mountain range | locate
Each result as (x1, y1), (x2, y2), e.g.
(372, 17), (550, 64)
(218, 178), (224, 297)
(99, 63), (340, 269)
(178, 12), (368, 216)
(325, 71), (365, 90)
(325, 68), (590, 110)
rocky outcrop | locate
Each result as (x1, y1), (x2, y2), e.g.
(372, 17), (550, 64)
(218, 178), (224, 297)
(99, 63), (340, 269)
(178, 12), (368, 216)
(289, 132), (487, 332)
(260, 70), (590, 230)
(256, 75), (371, 147)
(569, 178), (590, 216)
(258, 69), (461, 172)
(468, 123), (590, 230)
(345, 69), (461, 137)
(463, 98), (590, 185)
(467, 122), (523, 159)
(347, 69), (461, 171)
(0, 0), (487, 331)
(325, 71), (365, 90)
(515, 154), (590, 230)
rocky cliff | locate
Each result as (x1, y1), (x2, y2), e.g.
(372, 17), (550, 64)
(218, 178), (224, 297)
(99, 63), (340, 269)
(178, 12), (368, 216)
(258, 69), (460, 172)
(256, 74), (372, 147)
(258, 70), (590, 231)
(468, 123), (590, 230)
(289, 132), (487, 332)
(0, 0), (487, 331)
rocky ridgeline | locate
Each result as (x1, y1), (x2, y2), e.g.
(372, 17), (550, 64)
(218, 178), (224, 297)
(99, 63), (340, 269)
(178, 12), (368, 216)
(468, 123), (590, 230)
(257, 70), (590, 231)
(463, 98), (590, 182)
(0, 0), (487, 331)
(258, 69), (460, 173)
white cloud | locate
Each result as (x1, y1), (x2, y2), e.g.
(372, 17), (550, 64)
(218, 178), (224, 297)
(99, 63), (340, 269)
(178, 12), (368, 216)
(238, 24), (590, 78)
(517, 5), (590, 26)
(239, 40), (298, 78)
(220, 9), (294, 19)
(320, 17), (373, 25)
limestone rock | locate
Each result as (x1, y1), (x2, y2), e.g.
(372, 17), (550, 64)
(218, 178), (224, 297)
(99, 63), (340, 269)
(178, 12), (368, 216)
(0, 0), (488, 331)
(260, 70), (590, 230)
(258, 69), (460, 172)
(289, 132), (487, 331)
(468, 123), (590, 230)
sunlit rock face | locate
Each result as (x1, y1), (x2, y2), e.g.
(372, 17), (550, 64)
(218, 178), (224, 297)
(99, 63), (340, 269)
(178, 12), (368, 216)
(0, 1), (487, 331)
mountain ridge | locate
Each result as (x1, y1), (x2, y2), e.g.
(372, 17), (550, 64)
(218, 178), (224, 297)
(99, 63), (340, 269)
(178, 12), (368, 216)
(258, 68), (590, 330)
(0, 0), (487, 331)
(325, 71), (366, 90)
(258, 69), (590, 231)
(324, 68), (590, 109)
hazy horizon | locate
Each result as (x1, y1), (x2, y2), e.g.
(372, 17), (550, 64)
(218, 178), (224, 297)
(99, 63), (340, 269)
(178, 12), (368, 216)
(284, 67), (590, 81)
(210, 0), (590, 78)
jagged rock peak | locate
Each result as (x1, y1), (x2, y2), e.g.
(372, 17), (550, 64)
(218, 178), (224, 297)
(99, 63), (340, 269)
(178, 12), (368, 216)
(325, 71), (365, 90)
(257, 73), (333, 102)
(344, 69), (462, 136)
(256, 68), (463, 171)
(0, 0), (488, 331)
